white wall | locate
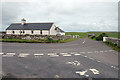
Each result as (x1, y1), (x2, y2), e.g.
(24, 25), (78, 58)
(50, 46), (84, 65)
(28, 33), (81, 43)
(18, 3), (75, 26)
(42, 30), (49, 35)
(60, 32), (65, 35)
(49, 24), (57, 35)
(6, 30), (49, 35)
(6, 30), (20, 35)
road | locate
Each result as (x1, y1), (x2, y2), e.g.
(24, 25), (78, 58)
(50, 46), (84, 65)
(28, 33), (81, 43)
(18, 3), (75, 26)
(1, 38), (119, 78)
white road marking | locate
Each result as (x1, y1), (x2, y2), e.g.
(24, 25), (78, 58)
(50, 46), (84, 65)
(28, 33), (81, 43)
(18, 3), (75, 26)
(54, 75), (60, 78)
(66, 61), (80, 66)
(0, 53), (4, 55)
(62, 54), (71, 57)
(76, 70), (88, 77)
(70, 52), (78, 54)
(89, 57), (94, 60)
(111, 66), (119, 70)
(60, 53), (71, 56)
(6, 53), (15, 55)
(2, 53), (16, 57)
(84, 56), (87, 58)
(89, 69), (99, 75)
(48, 53), (59, 57)
(60, 53), (68, 55)
(34, 54), (44, 56)
(74, 53), (81, 56)
(82, 39), (86, 44)
(74, 61), (81, 66)
(97, 61), (101, 62)
(18, 53), (30, 58)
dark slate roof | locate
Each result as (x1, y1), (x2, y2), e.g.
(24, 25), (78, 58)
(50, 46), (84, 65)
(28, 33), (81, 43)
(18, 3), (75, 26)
(55, 27), (65, 32)
(6, 23), (54, 30)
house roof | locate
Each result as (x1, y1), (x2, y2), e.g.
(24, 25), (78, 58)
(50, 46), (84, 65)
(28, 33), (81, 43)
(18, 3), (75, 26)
(55, 27), (65, 32)
(6, 23), (54, 30)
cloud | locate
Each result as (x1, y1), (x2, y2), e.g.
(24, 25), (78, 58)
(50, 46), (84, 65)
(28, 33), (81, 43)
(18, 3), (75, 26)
(1, 1), (118, 32)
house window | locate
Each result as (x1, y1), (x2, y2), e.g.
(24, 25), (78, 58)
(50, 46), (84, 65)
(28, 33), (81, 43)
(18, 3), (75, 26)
(12, 31), (15, 34)
(31, 30), (34, 34)
(20, 31), (22, 34)
(40, 30), (42, 35)
(23, 30), (25, 34)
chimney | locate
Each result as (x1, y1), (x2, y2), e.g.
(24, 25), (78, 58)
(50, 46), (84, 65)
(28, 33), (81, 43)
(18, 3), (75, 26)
(21, 18), (26, 25)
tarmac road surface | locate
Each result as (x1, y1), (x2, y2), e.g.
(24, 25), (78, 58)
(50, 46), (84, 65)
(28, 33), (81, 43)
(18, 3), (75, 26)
(1, 38), (119, 78)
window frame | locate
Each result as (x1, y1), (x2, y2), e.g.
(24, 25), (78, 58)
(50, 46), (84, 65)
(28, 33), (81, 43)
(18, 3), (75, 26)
(31, 30), (34, 34)
(40, 30), (42, 35)
(12, 31), (15, 34)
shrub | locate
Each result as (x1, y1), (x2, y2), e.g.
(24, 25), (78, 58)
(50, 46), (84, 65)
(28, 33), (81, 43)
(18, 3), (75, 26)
(104, 41), (117, 47)
(90, 36), (96, 39)
(96, 33), (108, 41)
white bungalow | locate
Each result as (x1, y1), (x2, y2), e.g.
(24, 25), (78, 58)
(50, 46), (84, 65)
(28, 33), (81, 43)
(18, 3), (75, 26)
(6, 19), (65, 35)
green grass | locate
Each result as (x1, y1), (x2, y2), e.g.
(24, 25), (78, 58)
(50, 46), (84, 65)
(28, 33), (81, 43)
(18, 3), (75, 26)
(59, 38), (79, 43)
(88, 32), (120, 39)
(104, 41), (120, 52)
(65, 32), (87, 38)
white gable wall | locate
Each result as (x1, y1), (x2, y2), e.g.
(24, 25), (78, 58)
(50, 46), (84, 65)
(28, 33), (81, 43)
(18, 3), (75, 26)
(49, 24), (56, 35)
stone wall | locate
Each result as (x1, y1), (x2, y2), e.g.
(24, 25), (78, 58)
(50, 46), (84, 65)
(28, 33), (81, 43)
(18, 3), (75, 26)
(1, 34), (80, 40)
(103, 37), (120, 47)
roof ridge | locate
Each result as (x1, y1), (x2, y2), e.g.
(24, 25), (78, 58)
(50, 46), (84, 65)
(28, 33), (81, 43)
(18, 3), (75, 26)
(12, 22), (54, 24)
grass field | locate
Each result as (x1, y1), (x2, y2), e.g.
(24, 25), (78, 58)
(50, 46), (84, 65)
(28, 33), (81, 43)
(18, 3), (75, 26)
(88, 32), (120, 39)
(65, 32), (87, 38)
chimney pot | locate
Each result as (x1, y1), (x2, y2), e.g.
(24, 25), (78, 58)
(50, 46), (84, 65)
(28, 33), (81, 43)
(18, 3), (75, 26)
(21, 18), (26, 25)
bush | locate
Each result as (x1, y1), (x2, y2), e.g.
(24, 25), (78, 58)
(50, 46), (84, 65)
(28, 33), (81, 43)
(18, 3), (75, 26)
(104, 41), (117, 47)
(104, 41), (120, 52)
(96, 33), (108, 41)
(90, 36), (96, 39)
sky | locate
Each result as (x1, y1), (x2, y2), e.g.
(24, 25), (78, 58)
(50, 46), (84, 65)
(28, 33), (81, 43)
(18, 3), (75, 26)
(0, 0), (119, 32)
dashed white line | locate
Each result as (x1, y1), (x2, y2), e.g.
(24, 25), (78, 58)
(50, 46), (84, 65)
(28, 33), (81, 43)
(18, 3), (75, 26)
(62, 54), (71, 57)
(82, 39), (86, 44)
(48, 53), (59, 57)
(18, 53), (30, 58)
(0, 53), (4, 55)
(74, 53), (81, 56)
(34, 54), (44, 56)
(3, 53), (16, 57)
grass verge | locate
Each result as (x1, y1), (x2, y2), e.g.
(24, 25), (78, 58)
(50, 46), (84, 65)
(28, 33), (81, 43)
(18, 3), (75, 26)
(104, 41), (120, 52)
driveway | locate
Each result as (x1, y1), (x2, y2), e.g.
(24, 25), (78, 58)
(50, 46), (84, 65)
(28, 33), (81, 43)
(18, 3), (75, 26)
(1, 38), (119, 78)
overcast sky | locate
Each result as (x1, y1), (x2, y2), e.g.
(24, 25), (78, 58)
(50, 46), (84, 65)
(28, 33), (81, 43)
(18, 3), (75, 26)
(1, 0), (119, 32)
